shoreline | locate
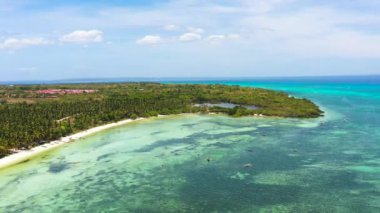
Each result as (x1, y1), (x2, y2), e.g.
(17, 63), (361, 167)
(0, 117), (146, 170)
(0, 111), (325, 171)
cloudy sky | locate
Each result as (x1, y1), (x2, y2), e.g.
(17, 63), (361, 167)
(1, 0), (380, 81)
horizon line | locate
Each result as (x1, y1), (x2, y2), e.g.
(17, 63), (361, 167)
(1, 74), (380, 85)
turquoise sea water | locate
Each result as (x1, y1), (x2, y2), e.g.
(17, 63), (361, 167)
(1, 77), (380, 212)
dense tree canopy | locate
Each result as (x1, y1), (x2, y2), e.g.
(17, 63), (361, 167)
(0, 83), (323, 157)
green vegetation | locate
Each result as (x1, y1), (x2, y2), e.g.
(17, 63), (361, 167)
(0, 83), (322, 157)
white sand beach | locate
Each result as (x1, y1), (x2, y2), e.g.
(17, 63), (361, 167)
(0, 118), (145, 170)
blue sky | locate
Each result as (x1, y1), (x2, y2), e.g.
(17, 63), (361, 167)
(1, 0), (380, 81)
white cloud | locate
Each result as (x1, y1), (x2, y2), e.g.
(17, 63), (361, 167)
(179, 33), (202, 42)
(164, 24), (180, 31)
(206, 34), (241, 43)
(290, 31), (380, 57)
(0, 37), (52, 50)
(187, 27), (204, 34)
(239, 6), (380, 57)
(60, 30), (103, 43)
(240, 0), (296, 14)
(2, 0), (380, 58)
(177, 27), (204, 42)
(228, 34), (241, 40)
(206, 35), (226, 43)
(136, 35), (162, 45)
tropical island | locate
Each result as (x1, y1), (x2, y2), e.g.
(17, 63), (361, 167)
(0, 83), (323, 158)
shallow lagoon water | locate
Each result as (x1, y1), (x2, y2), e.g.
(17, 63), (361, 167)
(1, 78), (380, 212)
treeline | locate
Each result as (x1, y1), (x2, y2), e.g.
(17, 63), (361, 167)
(0, 83), (323, 157)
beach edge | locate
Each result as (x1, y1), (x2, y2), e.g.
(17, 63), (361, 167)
(0, 117), (146, 170)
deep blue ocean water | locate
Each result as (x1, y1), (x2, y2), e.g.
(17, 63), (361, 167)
(0, 76), (379, 212)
